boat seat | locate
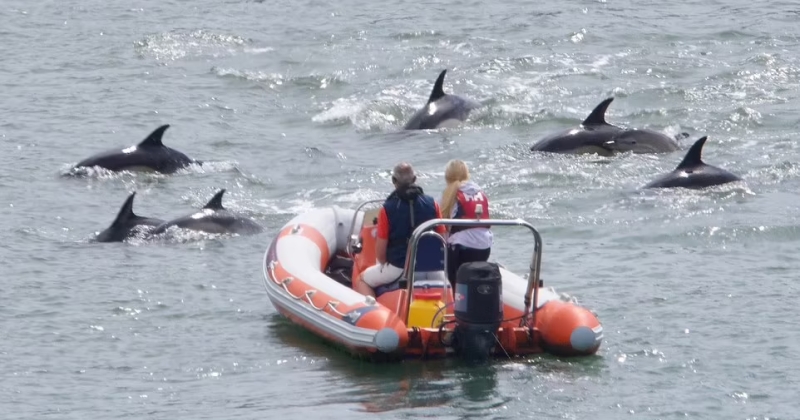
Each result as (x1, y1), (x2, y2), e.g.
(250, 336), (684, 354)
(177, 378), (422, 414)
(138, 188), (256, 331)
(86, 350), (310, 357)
(325, 255), (354, 286)
(375, 271), (447, 297)
(375, 234), (447, 297)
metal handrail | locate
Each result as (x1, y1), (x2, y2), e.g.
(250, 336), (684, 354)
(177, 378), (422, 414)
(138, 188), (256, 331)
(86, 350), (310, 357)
(345, 199), (385, 257)
(402, 218), (543, 328)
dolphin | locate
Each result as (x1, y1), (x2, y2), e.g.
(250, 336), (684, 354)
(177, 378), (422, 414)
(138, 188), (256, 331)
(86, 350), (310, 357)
(73, 125), (201, 174)
(95, 192), (165, 243)
(530, 98), (684, 155)
(403, 69), (481, 130)
(643, 136), (742, 189)
(149, 189), (263, 236)
(605, 128), (683, 154)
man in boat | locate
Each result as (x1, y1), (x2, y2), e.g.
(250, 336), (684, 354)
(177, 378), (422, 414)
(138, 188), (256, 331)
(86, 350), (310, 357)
(354, 162), (447, 297)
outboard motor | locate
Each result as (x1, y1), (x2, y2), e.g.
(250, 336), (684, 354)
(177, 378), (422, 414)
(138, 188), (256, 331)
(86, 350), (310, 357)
(453, 261), (503, 363)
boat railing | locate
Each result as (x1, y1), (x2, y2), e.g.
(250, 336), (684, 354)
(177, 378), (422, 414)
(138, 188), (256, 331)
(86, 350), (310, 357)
(411, 229), (454, 320)
(403, 218), (543, 328)
(345, 199), (385, 257)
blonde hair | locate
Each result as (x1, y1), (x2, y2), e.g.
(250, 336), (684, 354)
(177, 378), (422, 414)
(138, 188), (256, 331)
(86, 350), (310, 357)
(440, 159), (470, 219)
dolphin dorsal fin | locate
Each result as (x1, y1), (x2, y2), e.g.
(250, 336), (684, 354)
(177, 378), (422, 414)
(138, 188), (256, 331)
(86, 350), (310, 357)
(582, 98), (614, 126)
(137, 125), (170, 148)
(676, 136), (708, 170)
(428, 70), (448, 103)
(203, 189), (226, 210)
(112, 192), (138, 226)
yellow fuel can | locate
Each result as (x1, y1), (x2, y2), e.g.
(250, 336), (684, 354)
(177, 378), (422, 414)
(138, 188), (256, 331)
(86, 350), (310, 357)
(407, 290), (445, 329)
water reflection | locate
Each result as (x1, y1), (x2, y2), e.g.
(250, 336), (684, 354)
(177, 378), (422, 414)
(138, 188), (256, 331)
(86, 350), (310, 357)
(268, 316), (548, 414)
(268, 316), (504, 413)
(267, 315), (607, 415)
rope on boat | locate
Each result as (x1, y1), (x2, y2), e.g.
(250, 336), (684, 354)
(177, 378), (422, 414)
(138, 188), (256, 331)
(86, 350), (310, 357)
(493, 332), (511, 360)
(268, 261), (349, 317)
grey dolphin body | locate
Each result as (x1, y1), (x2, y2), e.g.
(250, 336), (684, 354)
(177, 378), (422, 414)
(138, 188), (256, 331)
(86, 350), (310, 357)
(606, 128), (683, 154)
(644, 136), (742, 189)
(95, 192), (165, 243)
(150, 189), (263, 236)
(530, 98), (684, 155)
(403, 69), (481, 130)
(73, 125), (201, 174)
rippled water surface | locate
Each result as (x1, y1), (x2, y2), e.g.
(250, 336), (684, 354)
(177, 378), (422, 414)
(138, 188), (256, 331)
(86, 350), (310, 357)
(2, 0), (800, 418)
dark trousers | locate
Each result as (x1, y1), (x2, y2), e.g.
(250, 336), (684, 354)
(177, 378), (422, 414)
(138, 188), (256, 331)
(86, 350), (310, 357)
(447, 244), (491, 287)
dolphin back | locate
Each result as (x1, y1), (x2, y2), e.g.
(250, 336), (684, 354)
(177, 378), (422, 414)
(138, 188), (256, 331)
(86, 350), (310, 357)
(643, 166), (741, 189)
(606, 129), (681, 154)
(403, 69), (478, 130)
(530, 124), (622, 154)
(403, 95), (477, 130)
(149, 188), (262, 236)
(644, 136), (742, 189)
(96, 192), (165, 242)
(74, 125), (197, 174)
(151, 211), (263, 236)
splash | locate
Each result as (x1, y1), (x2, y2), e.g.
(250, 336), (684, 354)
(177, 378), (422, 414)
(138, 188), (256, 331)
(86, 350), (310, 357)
(133, 30), (261, 62)
(211, 67), (348, 91)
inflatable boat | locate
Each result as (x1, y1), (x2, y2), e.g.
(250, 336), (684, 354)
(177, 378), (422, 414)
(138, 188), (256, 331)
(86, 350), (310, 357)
(262, 199), (603, 362)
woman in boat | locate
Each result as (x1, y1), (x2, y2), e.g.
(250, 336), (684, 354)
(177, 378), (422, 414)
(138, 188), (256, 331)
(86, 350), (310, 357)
(440, 159), (493, 286)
